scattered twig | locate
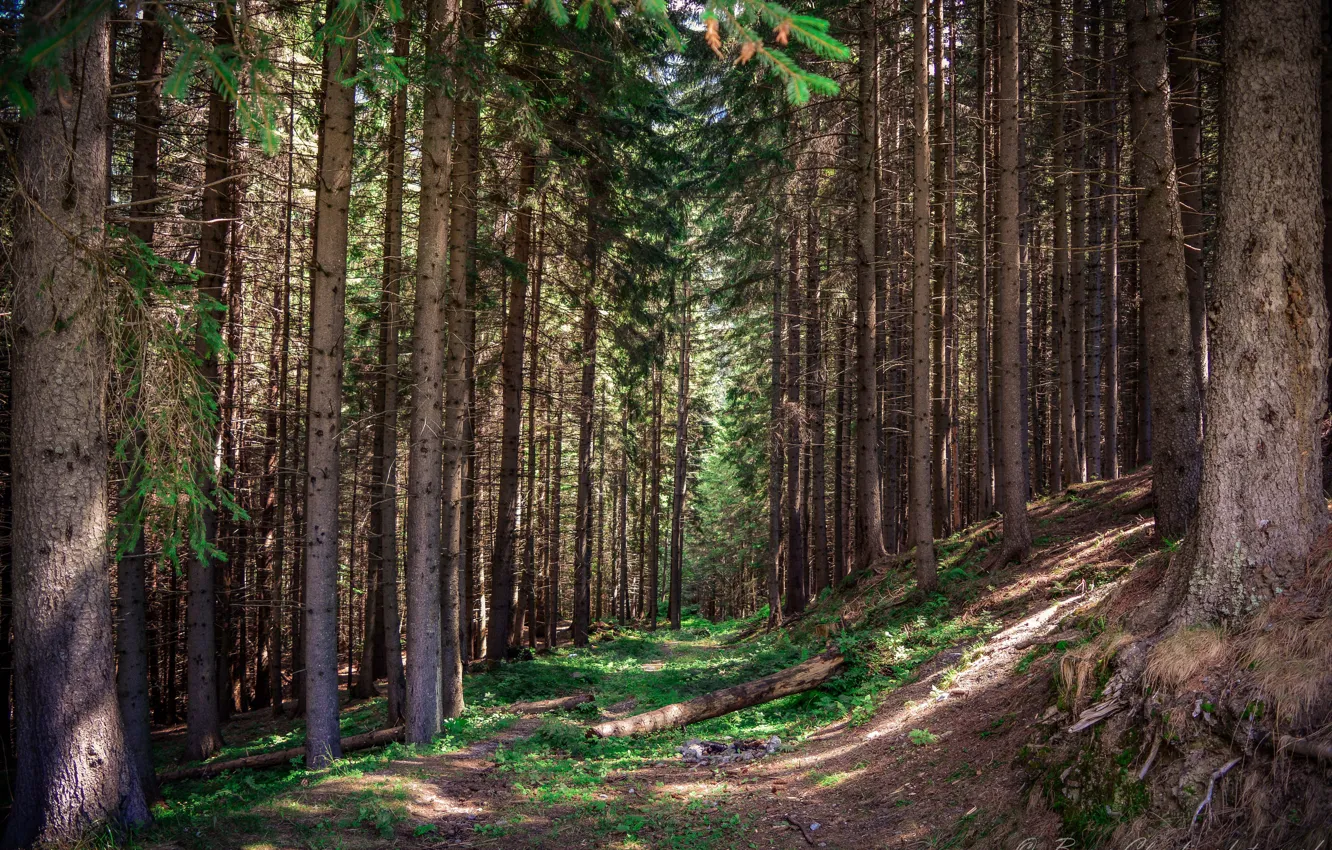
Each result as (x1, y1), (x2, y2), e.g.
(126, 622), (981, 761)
(784, 815), (817, 846)
(1137, 734), (1161, 781)
(1067, 698), (1124, 733)
(1191, 757), (1241, 827)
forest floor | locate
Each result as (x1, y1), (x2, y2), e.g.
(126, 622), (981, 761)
(139, 469), (1163, 850)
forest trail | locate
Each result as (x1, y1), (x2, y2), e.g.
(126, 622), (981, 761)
(143, 470), (1159, 849)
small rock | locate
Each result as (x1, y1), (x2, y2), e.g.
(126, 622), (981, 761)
(810, 822), (820, 830)
(765, 736), (782, 754)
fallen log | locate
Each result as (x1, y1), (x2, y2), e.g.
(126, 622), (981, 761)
(159, 693), (594, 783)
(510, 693), (595, 715)
(588, 651), (846, 738)
(158, 726), (404, 783)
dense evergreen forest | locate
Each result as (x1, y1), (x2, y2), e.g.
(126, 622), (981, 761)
(0, 0), (1330, 845)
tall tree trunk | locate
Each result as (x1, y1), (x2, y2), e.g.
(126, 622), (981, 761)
(1102, 0), (1120, 480)
(549, 383), (566, 640)
(930, 0), (950, 536)
(975, 0), (994, 517)
(405, 0), (458, 743)
(856, 0), (890, 570)
(365, 0), (409, 725)
(1127, 0), (1202, 541)
(1051, 0), (1079, 490)
(1069, 0), (1089, 480)
(4, 4), (150, 841)
(490, 148), (535, 658)
(439, 40), (474, 716)
(834, 316), (850, 583)
(1085, 4), (1106, 477)
(783, 228), (805, 616)
(650, 364), (664, 628)
(1169, 0), (1325, 623)
(186, 0), (234, 763)
(670, 279), (691, 627)
(573, 185), (601, 646)
(1167, 0), (1207, 390)
(991, 0), (1033, 567)
(768, 258), (784, 625)
(618, 407), (631, 622)
(117, 4), (165, 803)
(911, 0), (938, 591)
(304, 4), (357, 768)
(806, 204), (829, 595)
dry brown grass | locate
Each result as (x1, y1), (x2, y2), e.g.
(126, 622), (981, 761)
(1144, 625), (1229, 692)
(1058, 629), (1135, 711)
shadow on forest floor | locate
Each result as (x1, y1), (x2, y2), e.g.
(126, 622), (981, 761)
(129, 469), (1165, 849)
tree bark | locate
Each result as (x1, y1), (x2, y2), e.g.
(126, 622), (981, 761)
(404, 0), (458, 743)
(588, 652), (845, 738)
(5, 4), (150, 841)
(930, 0), (950, 536)
(856, 0), (890, 571)
(365, 0), (410, 726)
(303, 5), (358, 768)
(783, 229), (805, 616)
(769, 252), (785, 625)
(186, 0), (234, 763)
(911, 0), (938, 591)
(975, 0), (993, 517)
(650, 364), (664, 628)
(116, 5), (166, 803)
(1127, 0), (1202, 541)
(806, 201), (829, 596)
(991, 0), (1033, 567)
(490, 149), (535, 657)
(1167, 0), (1207, 390)
(1169, 0), (1326, 623)
(670, 278), (691, 627)
(573, 186), (602, 646)
(440, 35), (475, 716)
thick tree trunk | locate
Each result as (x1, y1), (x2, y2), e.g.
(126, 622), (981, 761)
(303, 7), (358, 768)
(991, 0), (1033, 567)
(911, 0), (938, 591)
(588, 652), (845, 738)
(4, 5), (150, 842)
(490, 149), (535, 657)
(1169, 0), (1326, 623)
(404, 0), (458, 743)
(856, 0), (890, 571)
(1127, 0), (1202, 541)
